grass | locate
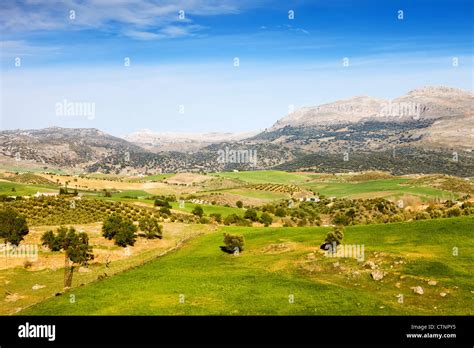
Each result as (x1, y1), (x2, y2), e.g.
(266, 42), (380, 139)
(0, 222), (213, 315)
(18, 216), (474, 315)
(220, 188), (290, 200)
(0, 181), (57, 196)
(303, 178), (456, 201)
(213, 171), (313, 184)
(169, 202), (244, 217)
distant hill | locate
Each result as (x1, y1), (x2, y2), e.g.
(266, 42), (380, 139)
(0, 86), (472, 176)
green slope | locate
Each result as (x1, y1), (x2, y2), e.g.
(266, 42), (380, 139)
(19, 216), (474, 315)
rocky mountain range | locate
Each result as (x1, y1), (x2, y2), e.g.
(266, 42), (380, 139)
(0, 86), (472, 176)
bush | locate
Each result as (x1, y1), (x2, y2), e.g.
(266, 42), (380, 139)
(0, 208), (29, 246)
(415, 211), (431, 220)
(154, 199), (171, 208)
(199, 217), (210, 224)
(275, 207), (286, 217)
(260, 212), (273, 227)
(138, 217), (163, 239)
(220, 233), (245, 253)
(159, 206), (171, 216)
(236, 201), (243, 208)
(192, 205), (204, 217)
(102, 215), (137, 247)
(445, 206), (462, 217)
(209, 213), (222, 223)
(332, 213), (351, 226)
(244, 208), (258, 222)
(324, 226), (344, 246)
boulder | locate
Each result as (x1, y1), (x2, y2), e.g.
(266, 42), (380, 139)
(411, 286), (424, 295)
(32, 284), (45, 290)
(370, 270), (384, 281)
(364, 261), (377, 270)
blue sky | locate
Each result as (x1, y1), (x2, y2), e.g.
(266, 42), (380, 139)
(0, 0), (472, 136)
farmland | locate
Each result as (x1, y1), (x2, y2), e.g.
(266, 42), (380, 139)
(0, 169), (472, 316)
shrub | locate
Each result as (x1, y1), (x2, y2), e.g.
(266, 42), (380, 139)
(159, 206), (171, 216)
(138, 217), (163, 239)
(102, 215), (137, 247)
(260, 212), (273, 227)
(275, 207), (286, 217)
(209, 213), (222, 223)
(199, 217), (210, 224)
(0, 208), (29, 246)
(324, 226), (344, 246)
(220, 233), (245, 253)
(415, 211), (431, 220)
(445, 206), (462, 217)
(192, 205), (204, 217)
(236, 201), (243, 208)
(244, 208), (258, 222)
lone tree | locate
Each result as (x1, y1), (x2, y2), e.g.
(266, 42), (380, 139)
(244, 208), (259, 222)
(102, 214), (137, 247)
(260, 212), (273, 227)
(320, 226), (344, 251)
(192, 205), (204, 218)
(220, 233), (245, 254)
(0, 208), (29, 246)
(138, 217), (163, 239)
(236, 200), (243, 208)
(41, 226), (94, 287)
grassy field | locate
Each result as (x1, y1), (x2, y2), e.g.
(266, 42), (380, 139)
(213, 170), (313, 184)
(0, 223), (215, 315)
(169, 202), (244, 217)
(302, 178), (457, 201)
(19, 216), (474, 315)
(0, 181), (57, 196)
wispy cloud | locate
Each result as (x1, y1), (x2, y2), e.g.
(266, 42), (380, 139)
(0, 0), (255, 40)
(0, 40), (62, 58)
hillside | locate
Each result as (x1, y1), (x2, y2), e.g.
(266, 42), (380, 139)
(0, 127), (145, 168)
(19, 217), (474, 315)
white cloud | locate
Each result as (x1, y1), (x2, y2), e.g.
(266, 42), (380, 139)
(0, 40), (62, 58)
(0, 0), (258, 40)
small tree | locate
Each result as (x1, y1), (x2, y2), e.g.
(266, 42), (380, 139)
(138, 217), (163, 239)
(0, 208), (29, 246)
(260, 212), (273, 227)
(321, 226), (344, 250)
(209, 213), (222, 223)
(236, 201), (243, 208)
(102, 215), (137, 247)
(192, 205), (204, 217)
(220, 233), (245, 254)
(275, 207), (286, 217)
(244, 208), (258, 222)
(41, 226), (94, 287)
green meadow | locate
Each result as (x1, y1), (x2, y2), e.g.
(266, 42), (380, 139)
(302, 178), (456, 200)
(20, 216), (474, 316)
(0, 181), (57, 196)
(213, 170), (313, 184)
(169, 201), (244, 217)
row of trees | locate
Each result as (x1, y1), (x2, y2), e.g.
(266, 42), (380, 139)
(102, 215), (162, 247)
